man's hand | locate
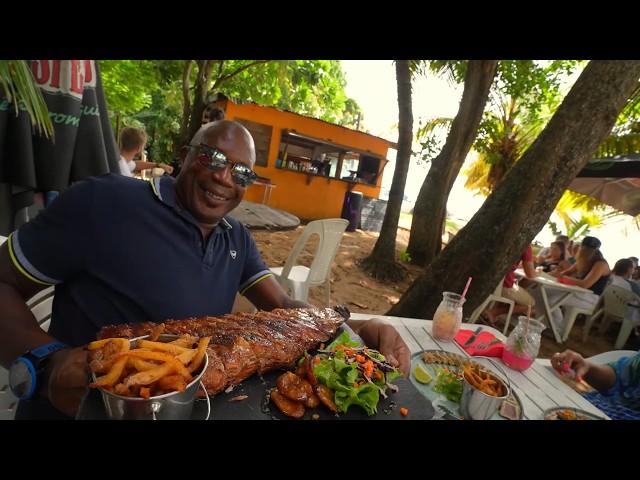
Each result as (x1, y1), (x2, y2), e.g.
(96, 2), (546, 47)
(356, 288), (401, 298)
(353, 319), (411, 377)
(551, 349), (590, 381)
(43, 346), (90, 418)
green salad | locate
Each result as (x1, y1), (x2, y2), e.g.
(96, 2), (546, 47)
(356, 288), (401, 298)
(307, 331), (403, 416)
(432, 366), (463, 403)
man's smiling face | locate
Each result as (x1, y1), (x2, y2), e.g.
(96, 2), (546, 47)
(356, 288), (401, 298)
(176, 121), (256, 234)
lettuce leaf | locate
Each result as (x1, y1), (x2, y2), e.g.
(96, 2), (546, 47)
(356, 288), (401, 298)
(326, 331), (360, 351)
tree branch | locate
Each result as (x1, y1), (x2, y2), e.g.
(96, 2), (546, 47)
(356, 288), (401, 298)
(180, 60), (194, 142)
(208, 60), (269, 96)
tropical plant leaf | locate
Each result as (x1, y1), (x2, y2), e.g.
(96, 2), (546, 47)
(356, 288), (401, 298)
(0, 60), (53, 139)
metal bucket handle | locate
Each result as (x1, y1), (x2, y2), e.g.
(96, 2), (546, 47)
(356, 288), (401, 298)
(473, 356), (511, 395)
(150, 380), (211, 420)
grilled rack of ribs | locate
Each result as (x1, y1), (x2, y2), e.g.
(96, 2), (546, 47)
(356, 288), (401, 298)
(97, 306), (350, 396)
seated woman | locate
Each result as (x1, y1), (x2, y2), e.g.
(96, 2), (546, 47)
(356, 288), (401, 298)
(551, 349), (640, 420)
(532, 236), (610, 334)
(537, 241), (570, 272)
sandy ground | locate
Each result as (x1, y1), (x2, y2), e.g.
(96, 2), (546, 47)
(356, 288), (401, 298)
(251, 226), (640, 359)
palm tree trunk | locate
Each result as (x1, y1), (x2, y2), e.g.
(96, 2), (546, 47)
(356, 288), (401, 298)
(389, 60), (640, 319)
(407, 60), (498, 266)
(360, 60), (413, 281)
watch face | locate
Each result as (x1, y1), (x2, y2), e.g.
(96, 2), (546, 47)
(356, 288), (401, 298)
(9, 358), (35, 400)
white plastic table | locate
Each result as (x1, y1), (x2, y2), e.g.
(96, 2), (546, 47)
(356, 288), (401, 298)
(350, 312), (609, 420)
(515, 269), (594, 343)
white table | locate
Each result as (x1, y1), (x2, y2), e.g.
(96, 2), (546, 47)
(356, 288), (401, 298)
(514, 269), (594, 343)
(350, 312), (609, 420)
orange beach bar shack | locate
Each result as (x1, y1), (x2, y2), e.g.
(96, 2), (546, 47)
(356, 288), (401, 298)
(217, 97), (395, 221)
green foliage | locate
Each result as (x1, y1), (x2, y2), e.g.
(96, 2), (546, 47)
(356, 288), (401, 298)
(221, 60), (362, 127)
(100, 60), (362, 163)
(594, 133), (640, 158)
(415, 117), (453, 164)
(399, 250), (412, 263)
(100, 60), (185, 163)
(0, 60), (53, 138)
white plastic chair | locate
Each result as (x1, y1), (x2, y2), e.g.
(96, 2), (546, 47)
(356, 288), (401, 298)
(467, 279), (515, 335)
(582, 284), (640, 350)
(560, 304), (600, 343)
(269, 219), (348, 305)
(0, 286), (54, 420)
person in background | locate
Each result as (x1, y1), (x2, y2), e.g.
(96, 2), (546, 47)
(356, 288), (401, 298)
(535, 236), (610, 334)
(118, 127), (173, 177)
(536, 241), (570, 272)
(536, 235), (570, 264)
(202, 104), (226, 124)
(610, 258), (640, 297)
(481, 244), (537, 327)
(551, 349), (640, 420)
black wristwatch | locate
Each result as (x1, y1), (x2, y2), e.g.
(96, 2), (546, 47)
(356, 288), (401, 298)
(9, 341), (68, 400)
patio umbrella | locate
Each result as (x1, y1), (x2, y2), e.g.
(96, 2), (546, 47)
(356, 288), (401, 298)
(568, 155), (640, 217)
(0, 60), (119, 235)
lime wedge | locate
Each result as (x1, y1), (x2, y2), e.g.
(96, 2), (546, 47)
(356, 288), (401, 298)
(413, 363), (433, 384)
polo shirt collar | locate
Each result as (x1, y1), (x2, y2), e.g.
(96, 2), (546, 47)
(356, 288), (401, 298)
(150, 176), (233, 230)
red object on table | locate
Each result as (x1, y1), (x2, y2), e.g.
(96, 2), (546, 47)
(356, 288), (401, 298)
(558, 276), (578, 285)
(454, 329), (504, 357)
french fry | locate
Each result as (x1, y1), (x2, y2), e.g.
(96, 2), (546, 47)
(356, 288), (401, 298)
(188, 336), (211, 373)
(128, 357), (159, 371)
(124, 361), (175, 387)
(157, 374), (187, 393)
(114, 383), (131, 396)
(87, 338), (130, 351)
(119, 350), (192, 379)
(176, 349), (197, 365)
(169, 335), (198, 348)
(137, 339), (191, 355)
(90, 356), (129, 387)
(90, 335), (205, 398)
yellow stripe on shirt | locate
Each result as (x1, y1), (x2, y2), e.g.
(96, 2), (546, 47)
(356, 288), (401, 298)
(239, 272), (274, 296)
(6, 233), (53, 286)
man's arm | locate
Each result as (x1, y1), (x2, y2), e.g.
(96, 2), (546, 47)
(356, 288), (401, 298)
(133, 161), (174, 174)
(554, 263), (577, 277)
(522, 259), (537, 279)
(551, 350), (617, 392)
(0, 246), (56, 368)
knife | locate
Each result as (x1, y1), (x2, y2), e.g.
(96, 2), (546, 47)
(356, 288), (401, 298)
(463, 326), (483, 347)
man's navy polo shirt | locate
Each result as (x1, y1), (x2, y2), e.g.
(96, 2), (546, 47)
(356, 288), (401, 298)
(8, 174), (273, 346)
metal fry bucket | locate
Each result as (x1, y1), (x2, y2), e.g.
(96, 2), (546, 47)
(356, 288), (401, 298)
(96, 334), (210, 420)
(459, 357), (510, 420)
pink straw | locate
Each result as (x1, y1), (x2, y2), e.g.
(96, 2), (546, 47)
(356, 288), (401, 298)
(461, 276), (473, 299)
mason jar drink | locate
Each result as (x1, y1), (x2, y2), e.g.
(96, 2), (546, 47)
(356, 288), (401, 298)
(432, 292), (465, 341)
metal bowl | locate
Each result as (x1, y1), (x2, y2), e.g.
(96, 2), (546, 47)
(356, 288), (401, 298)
(459, 357), (510, 420)
(94, 334), (209, 420)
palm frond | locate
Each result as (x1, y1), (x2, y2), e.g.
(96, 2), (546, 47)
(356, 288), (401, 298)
(415, 117), (454, 140)
(0, 60), (53, 139)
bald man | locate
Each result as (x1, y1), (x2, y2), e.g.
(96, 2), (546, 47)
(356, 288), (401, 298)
(0, 120), (410, 419)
